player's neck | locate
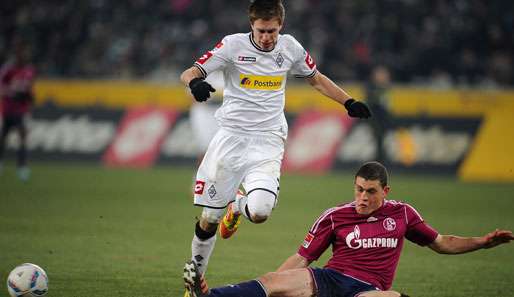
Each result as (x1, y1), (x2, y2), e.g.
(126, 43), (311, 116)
(250, 32), (277, 52)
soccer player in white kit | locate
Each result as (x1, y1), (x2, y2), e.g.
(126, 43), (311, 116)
(180, 0), (371, 280)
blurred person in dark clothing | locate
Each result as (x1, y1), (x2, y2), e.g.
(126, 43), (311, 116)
(0, 43), (36, 181)
(365, 65), (391, 164)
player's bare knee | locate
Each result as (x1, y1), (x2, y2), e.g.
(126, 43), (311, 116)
(257, 272), (278, 292)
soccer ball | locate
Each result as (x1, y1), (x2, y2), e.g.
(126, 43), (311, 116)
(6, 263), (48, 297)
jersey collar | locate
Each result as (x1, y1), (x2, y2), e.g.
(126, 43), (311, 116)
(249, 32), (276, 52)
(353, 200), (387, 217)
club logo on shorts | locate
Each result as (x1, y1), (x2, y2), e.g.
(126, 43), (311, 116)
(208, 185), (217, 198)
(194, 180), (205, 195)
(383, 217), (397, 231)
(302, 233), (315, 248)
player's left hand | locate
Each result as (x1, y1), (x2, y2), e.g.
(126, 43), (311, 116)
(344, 99), (371, 119)
(482, 229), (514, 249)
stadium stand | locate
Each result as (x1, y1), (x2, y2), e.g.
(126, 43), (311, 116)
(1, 0), (513, 86)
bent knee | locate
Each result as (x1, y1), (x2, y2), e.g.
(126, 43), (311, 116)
(247, 189), (276, 223)
(250, 213), (269, 224)
(199, 208), (224, 232)
(258, 269), (314, 297)
(258, 272), (278, 288)
(248, 204), (272, 223)
(198, 219), (218, 233)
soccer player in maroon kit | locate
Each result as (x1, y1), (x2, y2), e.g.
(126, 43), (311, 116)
(184, 161), (514, 297)
(0, 43), (36, 180)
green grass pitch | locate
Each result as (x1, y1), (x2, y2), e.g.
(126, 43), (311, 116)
(1, 162), (513, 297)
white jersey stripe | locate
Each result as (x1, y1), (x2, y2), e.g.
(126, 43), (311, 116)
(294, 69), (317, 78)
(310, 203), (354, 233)
(405, 204), (424, 221)
(193, 63), (207, 78)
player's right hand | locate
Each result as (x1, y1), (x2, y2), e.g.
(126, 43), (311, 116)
(189, 78), (216, 102)
(344, 98), (372, 119)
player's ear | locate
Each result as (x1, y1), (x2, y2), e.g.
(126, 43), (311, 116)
(383, 185), (391, 196)
(277, 19), (283, 31)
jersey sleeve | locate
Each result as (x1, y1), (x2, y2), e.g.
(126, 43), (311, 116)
(193, 36), (231, 78)
(298, 210), (334, 261)
(404, 204), (439, 246)
(288, 36), (317, 78)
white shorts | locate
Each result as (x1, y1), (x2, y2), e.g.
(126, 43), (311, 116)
(190, 102), (220, 153)
(193, 128), (284, 209)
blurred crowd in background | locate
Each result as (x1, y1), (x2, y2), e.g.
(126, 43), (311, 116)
(1, 0), (513, 87)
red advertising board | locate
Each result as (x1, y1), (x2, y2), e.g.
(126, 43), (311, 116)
(283, 111), (354, 173)
(103, 107), (178, 167)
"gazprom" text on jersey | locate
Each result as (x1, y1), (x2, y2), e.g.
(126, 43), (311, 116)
(360, 237), (398, 248)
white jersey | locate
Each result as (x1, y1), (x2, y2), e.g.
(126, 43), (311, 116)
(193, 32), (317, 138)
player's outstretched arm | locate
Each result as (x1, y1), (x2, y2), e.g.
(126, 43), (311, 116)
(276, 253), (312, 272)
(305, 71), (371, 119)
(428, 229), (514, 254)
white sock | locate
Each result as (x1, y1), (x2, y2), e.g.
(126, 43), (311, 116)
(191, 234), (216, 276)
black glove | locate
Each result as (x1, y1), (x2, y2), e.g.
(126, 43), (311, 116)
(189, 78), (216, 102)
(344, 98), (371, 119)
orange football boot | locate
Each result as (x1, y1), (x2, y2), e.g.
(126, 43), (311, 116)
(219, 191), (244, 239)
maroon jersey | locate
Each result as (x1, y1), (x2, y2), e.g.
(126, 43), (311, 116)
(298, 200), (438, 290)
(0, 61), (36, 116)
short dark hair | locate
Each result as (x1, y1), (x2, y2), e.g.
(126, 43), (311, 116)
(248, 0), (285, 25)
(355, 161), (389, 188)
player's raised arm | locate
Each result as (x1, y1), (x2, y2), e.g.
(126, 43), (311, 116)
(428, 229), (514, 254)
(305, 71), (371, 119)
